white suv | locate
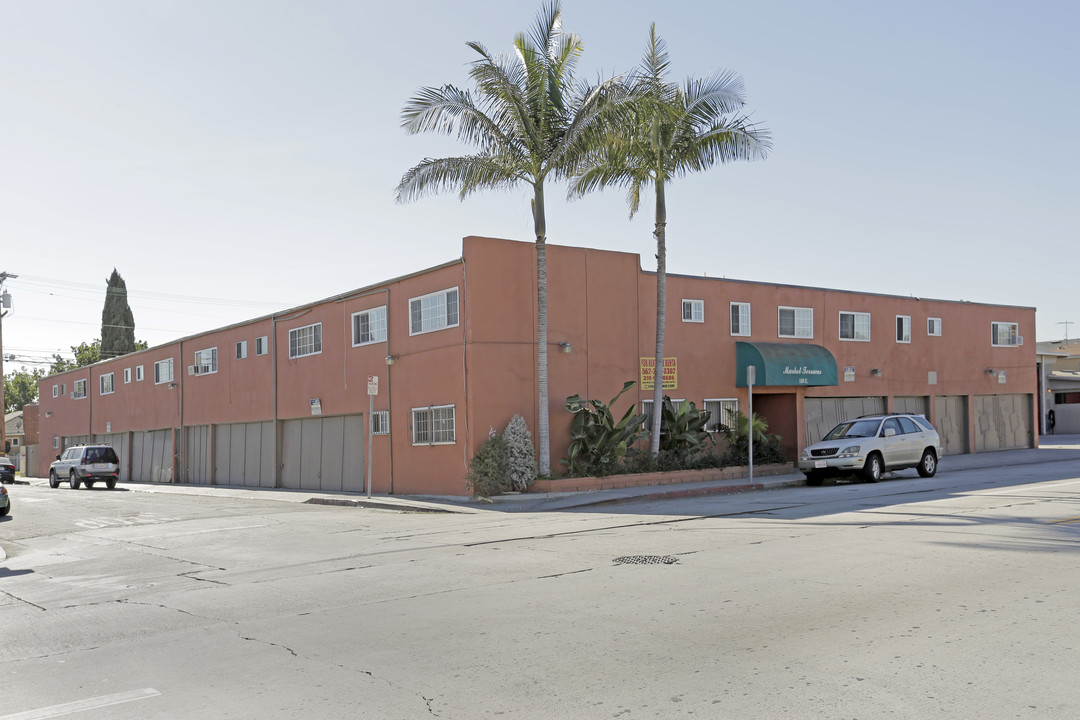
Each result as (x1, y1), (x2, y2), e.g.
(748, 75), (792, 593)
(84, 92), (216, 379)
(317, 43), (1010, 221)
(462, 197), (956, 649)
(797, 414), (943, 484)
(49, 445), (121, 489)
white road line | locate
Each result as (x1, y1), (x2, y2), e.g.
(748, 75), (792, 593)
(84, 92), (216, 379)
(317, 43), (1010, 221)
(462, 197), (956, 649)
(0, 688), (161, 720)
(979, 479), (1080, 495)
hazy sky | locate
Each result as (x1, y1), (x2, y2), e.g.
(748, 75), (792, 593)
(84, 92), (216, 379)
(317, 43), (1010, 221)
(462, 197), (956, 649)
(2, 0), (1077, 374)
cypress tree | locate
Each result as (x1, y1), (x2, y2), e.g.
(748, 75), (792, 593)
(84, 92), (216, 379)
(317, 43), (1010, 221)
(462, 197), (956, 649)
(101, 269), (136, 360)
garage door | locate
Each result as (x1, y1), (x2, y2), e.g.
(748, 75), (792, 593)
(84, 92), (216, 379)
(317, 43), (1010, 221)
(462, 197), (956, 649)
(281, 414), (365, 492)
(934, 396), (968, 455)
(184, 426), (211, 484)
(804, 396), (886, 446)
(894, 396), (929, 417)
(131, 429), (173, 483)
(213, 421), (275, 488)
(974, 394), (1033, 452)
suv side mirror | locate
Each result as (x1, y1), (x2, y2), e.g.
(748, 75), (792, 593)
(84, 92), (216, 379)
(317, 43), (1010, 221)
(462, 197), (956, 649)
(883, 428), (896, 437)
(56, 454), (62, 461)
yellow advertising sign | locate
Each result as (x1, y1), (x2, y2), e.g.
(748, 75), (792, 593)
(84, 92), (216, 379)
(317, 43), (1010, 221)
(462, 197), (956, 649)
(640, 356), (677, 390)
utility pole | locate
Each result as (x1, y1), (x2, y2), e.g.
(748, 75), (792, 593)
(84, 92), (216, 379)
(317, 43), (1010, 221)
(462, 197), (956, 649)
(0, 271), (18, 456)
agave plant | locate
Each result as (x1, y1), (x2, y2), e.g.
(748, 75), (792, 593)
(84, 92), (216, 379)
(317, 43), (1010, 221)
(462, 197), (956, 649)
(563, 381), (646, 475)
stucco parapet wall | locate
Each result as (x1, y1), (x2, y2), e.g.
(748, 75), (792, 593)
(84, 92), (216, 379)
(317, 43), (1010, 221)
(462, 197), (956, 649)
(530, 463), (795, 494)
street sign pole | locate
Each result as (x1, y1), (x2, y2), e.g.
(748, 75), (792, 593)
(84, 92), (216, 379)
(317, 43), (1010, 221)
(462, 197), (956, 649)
(366, 375), (378, 498)
(747, 365), (755, 481)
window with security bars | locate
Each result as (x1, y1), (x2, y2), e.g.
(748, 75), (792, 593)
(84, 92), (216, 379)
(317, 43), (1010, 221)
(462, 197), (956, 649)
(778, 306), (813, 338)
(839, 311), (870, 341)
(730, 302), (750, 336)
(640, 398), (687, 429)
(682, 299), (704, 323)
(371, 410), (390, 435)
(704, 399), (739, 432)
(353, 306), (387, 345)
(412, 405), (455, 444)
(410, 288), (459, 335)
(289, 323), (322, 358)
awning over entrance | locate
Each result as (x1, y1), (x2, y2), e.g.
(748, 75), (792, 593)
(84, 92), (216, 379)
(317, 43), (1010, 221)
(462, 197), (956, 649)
(735, 342), (838, 387)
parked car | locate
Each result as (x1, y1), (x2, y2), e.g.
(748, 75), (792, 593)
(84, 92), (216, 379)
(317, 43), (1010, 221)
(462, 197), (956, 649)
(797, 413), (943, 484)
(0, 485), (8, 516)
(49, 445), (121, 489)
(0, 456), (14, 483)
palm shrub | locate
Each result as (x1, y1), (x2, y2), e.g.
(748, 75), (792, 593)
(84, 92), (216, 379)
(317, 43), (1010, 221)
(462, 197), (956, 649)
(503, 414), (537, 489)
(563, 381), (645, 476)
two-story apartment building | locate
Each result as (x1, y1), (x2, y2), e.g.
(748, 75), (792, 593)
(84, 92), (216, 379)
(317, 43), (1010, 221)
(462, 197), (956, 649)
(37, 235), (1037, 495)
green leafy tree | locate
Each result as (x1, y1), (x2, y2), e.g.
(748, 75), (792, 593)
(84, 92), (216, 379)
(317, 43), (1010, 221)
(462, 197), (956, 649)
(48, 338), (148, 376)
(571, 25), (771, 457)
(101, 269), (136, 360)
(396, 1), (622, 477)
(3, 367), (45, 412)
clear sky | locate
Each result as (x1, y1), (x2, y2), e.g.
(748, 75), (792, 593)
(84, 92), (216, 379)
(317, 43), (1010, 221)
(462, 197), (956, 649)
(2, 0), (1077, 374)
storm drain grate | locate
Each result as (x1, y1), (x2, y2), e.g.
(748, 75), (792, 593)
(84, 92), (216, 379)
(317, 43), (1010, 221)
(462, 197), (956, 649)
(613, 555), (679, 565)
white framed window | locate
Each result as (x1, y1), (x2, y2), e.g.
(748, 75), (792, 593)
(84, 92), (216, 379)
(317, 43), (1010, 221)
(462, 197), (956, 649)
(236, 340), (247, 360)
(704, 398), (739, 433)
(410, 287), (459, 335)
(412, 405), (456, 445)
(123, 368), (132, 384)
(136, 365), (144, 382)
(778, 306), (813, 339)
(53, 436), (60, 450)
(928, 317), (942, 337)
(73, 379), (87, 399)
(60, 382), (66, 396)
(839, 311), (871, 341)
(641, 398), (687, 429)
(681, 299), (704, 323)
(992, 321), (1020, 347)
(730, 302), (751, 336)
(896, 315), (912, 343)
(289, 323), (322, 358)
(353, 306), (388, 346)
(192, 347), (218, 375)
(52, 384), (58, 398)
(371, 410), (390, 435)
(99, 373), (114, 395)
(255, 336), (269, 356)
(154, 358), (174, 384)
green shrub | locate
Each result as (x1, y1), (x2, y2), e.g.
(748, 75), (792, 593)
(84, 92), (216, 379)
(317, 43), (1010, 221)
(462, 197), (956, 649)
(465, 433), (510, 498)
(563, 381), (645, 476)
(503, 414), (537, 490)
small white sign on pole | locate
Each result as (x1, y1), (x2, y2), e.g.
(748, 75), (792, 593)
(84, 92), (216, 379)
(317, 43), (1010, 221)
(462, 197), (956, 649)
(367, 375), (379, 396)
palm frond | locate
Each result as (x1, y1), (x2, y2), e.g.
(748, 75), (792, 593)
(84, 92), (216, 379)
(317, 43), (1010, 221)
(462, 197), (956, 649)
(395, 155), (525, 204)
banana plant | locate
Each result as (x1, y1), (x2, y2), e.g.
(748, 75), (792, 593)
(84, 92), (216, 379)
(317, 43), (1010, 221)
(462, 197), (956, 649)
(563, 381), (646, 475)
(656, 398), (713, 452)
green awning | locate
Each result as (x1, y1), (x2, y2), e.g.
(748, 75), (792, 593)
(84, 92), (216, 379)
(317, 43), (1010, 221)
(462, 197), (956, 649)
(735, 341), (838, 387)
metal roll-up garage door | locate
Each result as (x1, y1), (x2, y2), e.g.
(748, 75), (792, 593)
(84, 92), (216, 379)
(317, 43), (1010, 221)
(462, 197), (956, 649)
(281, 414), (365, 492)
(893, 396), (929, 417)
(934, 396), (968, 455)
(213, 421), (275, 487)
(184, 426), (210, 484)
(974, 394), (1033, 452)
(804, 396), (886, 446)
(131, 429), (174, 483)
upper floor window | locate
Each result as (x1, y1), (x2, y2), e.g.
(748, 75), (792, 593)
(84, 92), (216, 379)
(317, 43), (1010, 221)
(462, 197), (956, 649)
(236, 340), (248, 360)
(73, 379), (87, 399)
(192, 347), (218, 375)
(52, 384), (59, 398)
(136, 364), (144, 381)
(255, 336), (269, 356)
(927, 317), (942, 336)
(681, 299), (704, 323)
(353, 306), (388, 346)
(410, 288), (459, 335)
(896, 315), (912, 343)
(730, 302), (751, 336)
(839, 311), (871, 341)
(412, 404), (455, 445)
(992, 321), (1020, 347)
(289, 323), (322, 358)
(778, 306), (813, 339)
(123, 367), (132, 384)
(99, 373), (115, 395)
(155, 358), (174, 384)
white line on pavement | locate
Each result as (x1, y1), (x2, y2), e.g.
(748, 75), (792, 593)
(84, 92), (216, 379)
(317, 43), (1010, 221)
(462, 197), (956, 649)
(0, 688), (161, 720)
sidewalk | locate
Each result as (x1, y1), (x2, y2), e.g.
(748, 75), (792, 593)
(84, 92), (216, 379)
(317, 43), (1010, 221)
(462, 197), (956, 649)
(17, 436), (1080, 514)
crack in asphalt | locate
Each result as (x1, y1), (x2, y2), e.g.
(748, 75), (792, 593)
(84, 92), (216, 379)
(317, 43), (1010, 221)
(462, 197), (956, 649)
(0, 588), (46, 611)
(239, 633), (298, 657)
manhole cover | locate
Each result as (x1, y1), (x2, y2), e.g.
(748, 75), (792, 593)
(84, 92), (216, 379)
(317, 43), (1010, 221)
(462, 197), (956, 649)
(613, 555), (679, 565)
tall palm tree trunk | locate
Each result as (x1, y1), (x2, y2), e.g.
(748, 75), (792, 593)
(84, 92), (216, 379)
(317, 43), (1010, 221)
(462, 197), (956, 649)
(532, 185), (551, 476)
(648, 179), (667, 457)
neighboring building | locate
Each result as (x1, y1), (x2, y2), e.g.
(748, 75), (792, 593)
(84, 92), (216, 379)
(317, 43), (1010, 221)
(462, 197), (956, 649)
(37, 236), (1038, 495)
(4, 410), (24, 455)
(1036, 340), (1080, 434)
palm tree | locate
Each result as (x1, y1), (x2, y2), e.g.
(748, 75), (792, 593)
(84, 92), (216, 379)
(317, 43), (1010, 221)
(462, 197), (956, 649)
(570, 25), (771, 457)
(395, 1), (620, 476)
